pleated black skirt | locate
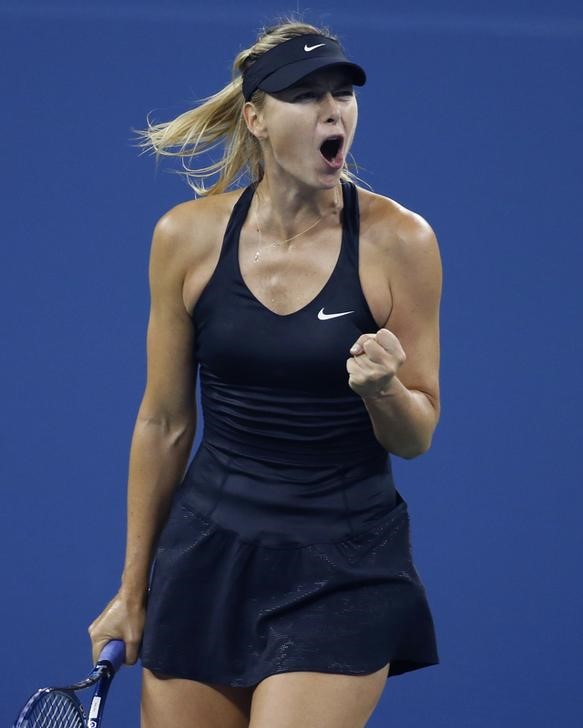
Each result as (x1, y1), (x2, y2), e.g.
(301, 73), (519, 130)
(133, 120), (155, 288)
(140, 442), (439, 687)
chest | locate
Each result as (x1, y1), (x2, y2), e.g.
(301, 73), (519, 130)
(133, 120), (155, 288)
(237, 220), (392, 329)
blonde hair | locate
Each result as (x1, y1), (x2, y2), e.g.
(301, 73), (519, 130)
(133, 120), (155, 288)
(132, 18), (365, 196)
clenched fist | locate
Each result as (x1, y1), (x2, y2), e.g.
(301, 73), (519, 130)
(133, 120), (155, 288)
(346, 328), (406, 399)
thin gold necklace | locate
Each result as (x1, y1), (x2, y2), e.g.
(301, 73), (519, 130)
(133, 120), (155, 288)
(253, 184), (340, 263)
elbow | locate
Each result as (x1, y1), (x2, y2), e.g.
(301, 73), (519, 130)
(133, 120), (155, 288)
(400, 405), (439, 459)
(393, 433), (434, 460)
(400, 443), (430, 460)
(136, 412), (197, 450)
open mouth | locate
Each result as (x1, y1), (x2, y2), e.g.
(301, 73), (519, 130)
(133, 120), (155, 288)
(319, 136), (344, 166)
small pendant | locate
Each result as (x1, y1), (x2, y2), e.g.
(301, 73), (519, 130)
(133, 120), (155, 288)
(253, 249), (260, 262)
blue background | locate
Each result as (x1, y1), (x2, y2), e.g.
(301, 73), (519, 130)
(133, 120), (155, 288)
(2, 1), (582, 726)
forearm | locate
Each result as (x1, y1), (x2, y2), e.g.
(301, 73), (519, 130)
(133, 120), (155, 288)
(362, 376), (438, 459)
(120, 416), (196, 601)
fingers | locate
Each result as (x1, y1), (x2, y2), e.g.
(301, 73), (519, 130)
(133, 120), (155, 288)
(362, 337), (386, 363)
(346, 326), (407, 399)
(374, 328), (398, 350)
(350, 333), (376, 355)
(89, 622), (138, 665)
(350, 328), (396, 354)
(123, 634), (141, 665)
(89, 629), (112, 665)
(346, 351), (376, 380)
(88, 594), (145, 666)
(345, 356), (364, 388)
(349, 329), (405, 365)
(351, 337), (387, 364)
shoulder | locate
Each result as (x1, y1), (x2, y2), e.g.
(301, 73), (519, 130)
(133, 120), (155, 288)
(356, 186), (442, 318)
(357, 186), (438, 254)
(152, 188), (244, 255)
(148, 188), (246, 275)
(358, 188), (443, 302)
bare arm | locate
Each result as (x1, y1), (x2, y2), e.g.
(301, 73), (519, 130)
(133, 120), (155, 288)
(121, 214), (198, 596)
(348, 207), (442, 459)
(89, 208), (198, 662)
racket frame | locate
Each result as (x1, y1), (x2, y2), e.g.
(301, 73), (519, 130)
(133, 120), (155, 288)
(13, 641), (125, 728)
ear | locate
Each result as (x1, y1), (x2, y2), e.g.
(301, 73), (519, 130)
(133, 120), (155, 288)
(242, 101), (268, 141)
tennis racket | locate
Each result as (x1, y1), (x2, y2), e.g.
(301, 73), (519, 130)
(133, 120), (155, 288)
(13, 639), (126, 728)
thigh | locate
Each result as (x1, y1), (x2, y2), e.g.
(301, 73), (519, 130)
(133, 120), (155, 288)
(141, 668), (255, 728)
(248, 662), (390, 728)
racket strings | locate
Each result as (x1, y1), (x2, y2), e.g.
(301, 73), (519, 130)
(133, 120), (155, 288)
(14, 644), (123, 727)
(19, 690), (84, 728)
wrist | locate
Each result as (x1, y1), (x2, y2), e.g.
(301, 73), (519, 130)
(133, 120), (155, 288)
(120, 575), (149, 606)
(362, 375), (403, 402)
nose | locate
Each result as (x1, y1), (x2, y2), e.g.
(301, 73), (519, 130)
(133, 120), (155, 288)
(320, 91), (340, 123)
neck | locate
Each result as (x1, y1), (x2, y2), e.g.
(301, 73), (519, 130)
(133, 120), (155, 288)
(254, 173), (342, 244)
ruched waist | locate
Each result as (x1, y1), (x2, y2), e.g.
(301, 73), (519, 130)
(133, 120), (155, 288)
(175, 441), (398, 548)
(200, 371), (388, 468)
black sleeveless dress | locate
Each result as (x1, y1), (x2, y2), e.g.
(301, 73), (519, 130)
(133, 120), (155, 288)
(140, 180), (439, 686)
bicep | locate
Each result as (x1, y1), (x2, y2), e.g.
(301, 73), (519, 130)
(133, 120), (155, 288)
(139, 215), (197, 429)
(383, 214), (442, 417)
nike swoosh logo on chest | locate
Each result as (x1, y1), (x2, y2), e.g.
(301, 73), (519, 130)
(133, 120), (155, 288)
(318, 308), (355, 320)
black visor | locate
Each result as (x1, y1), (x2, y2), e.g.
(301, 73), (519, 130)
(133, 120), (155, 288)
(242, 34), (366, 102)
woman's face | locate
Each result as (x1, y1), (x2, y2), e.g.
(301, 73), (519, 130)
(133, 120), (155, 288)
(252, 67), (358, 189)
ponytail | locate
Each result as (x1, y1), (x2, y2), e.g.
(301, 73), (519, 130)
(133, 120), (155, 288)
(132, 18), (362, 196)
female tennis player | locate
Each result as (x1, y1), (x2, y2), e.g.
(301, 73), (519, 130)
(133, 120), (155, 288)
(89, 18), (442, 728)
